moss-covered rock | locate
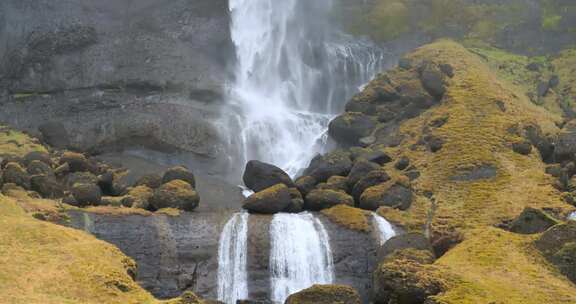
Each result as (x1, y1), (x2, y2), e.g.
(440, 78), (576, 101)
(305, 189), (354, 211)
(2, 162), (30, 189)
(60, 151), (91, 173)
(162, 166), (196, 188)
(243, 160), (294, 192)
(243, 183), (292, 214)
(284, 284), (361, 304)
(359, 182), (413, 211)
(321, 204), (371, 232)
(150, 180), (199, 212)
(303, 150), (353, 182)
(535, 221), (576, 283)
(509, 207), (559, 234)
(123, 185), (154, 209)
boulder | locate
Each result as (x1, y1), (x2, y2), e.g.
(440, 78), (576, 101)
(555, 121), (576, 161)
(243, 184), (292, 214)
(123, 185), (154, 209)
(360, 183), (413, 211)
(294, 175), (317, 196)
(150, 180), (200, 212)
(347, 159), (380, 188)
(64, 172), (98, 189)
(395, 157), (410, 171)
(512, 141), (532, 155)
(284, 188), (304, 213)
(424, 135), (444, 153)
(351, 169), (391, 202)
(328, 112), (376, 146)
(509, 207), (559, 234)
(304, 151), (353, 182)
(377, 233), (435, 263)
(372, 260), (445, 304)
(30, 174), (63, 198)
(355, 150), (392, 165)
(2, 162), (30, 189)
(100, 196), (125, 207)
(285, 284), (361, 304)
(71, 183), (102, 206)
(27, 160), (54, 176)
(419, 62), (447, 99)
(305, 189), (354, 211)
(316, 176), (349, 192)
(23, 151), (53, 166)
(243, 160), (294, 192)
(134, 173), (163, 189)
(60, 151), (91, 172)
(535, 222), (576, 283)
(38, 121), (70, 148)
(162, 166), (196, 188)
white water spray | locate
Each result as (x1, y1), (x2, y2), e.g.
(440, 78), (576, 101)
(373, 213), (397, 245)
(217, 212), (250, 304)
(568, 211), (576, 221)
(225, 0), (386, 176)
(269, 213), (335, 303)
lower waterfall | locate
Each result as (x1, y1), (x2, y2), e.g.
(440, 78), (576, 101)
(217, 212), (250, 304)
(373, 213), (397, 245)
(269, 213), (335, 303)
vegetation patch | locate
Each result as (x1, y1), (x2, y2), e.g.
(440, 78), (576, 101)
(321, 204), (371, 232)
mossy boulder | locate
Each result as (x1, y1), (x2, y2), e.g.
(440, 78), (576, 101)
(23, 151), (53, 167)
(419, 62), (448, 99)
(30, 174), (63, 198)
(378, 233), (435, 263)
(243, 183), (292, 214)
(162, 166), (196, 188)
(305, 189), (354, 211)
(243, 160), (294, 192)
(285, 187), (305, 213)
(27, 160), (54, 176)
(64, 172), (98, 189)
(71, 183), (102, 207)
(555, 120), (576, 161)
(328, 112), (376, 146)
(509, 207), (559, 234)
(316, 176), (349, 192)
(359, 182), (413, 211)
(150, 180), (200, 212)
(535, 221), (576, 283)
(295, 175), (317, 196)
(284, 284), (361, 304)
(123, 185), (154, 209)
(372, 259), (445, 304)
(347, 159), (380, 188)
(321, 204), (371, 232)
(350, 168), (391, 202)
(60, 151), (91, 173)
(2, 162), (30, 189)
(304, 150), (353, 182)
(134, 173), (163, 189)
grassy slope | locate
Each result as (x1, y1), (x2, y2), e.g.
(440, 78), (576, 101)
(373, 41), (576, 303)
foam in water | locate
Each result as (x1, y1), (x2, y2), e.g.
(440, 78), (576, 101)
(269, 212), (335, 303)
(373, 213), (397, 245)
(217, 212), (250, 304)
(225, 0), (386, 177)
(568, 211), (576, 221)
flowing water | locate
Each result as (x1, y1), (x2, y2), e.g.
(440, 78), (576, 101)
(224, 0), (387, 176)
(269, 213), (335, 303)
(217, 212), (250, 303)
(568, 211), (576, 221)
(373, 213), (397, 245)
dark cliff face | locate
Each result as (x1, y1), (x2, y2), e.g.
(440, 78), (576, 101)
(67, 211), (381, 302)
(0, 0), (235, 178)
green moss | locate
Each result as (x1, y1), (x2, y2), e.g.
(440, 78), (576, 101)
(0, 126), (47, 157)
(321, 205), (371, 232)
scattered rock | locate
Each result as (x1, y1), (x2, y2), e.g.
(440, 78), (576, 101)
(305, 189), (354, 211)
(419, 62), (447, 99)
(2, 162), (30, 189)
(71, 183), (102, 206)
(285, 284), (361, 304)
(450, 164), (497, 181)
(512, 141), (532, 155)
(123, 185), (154, 209)
(64, 172), (98, 189)
(23, 151), (52, 166)
(162, 166), (196, 188)
(360, 183), (413, 211)
(285, 188), (304, 213)
(535, 222), (576, 283)
(150, 180), (200, 212)
(549, 75), (560, 88)
(304, 151), (353, 182)
(295, 175), (317, 196)
(395, 157), (410, 171)
(27, 160), (54, 176)
(243, 160), (294, 192)
(355, 150), (392, 165)
(328, 112), (376, 146)
(424, 135), (444, 152)
(134, 173), (163, 189)
(509, 207), (559, 234)
(30, 174), (63, 198)
(317, 176), (349, 192)
(351, 169), (391, 202)
(243, 184), (292, 214)
(537, 81), (550, 97)
(347, 159), (380, 188)
(555, 121), (576, 161)
(60, 152), (91, 173)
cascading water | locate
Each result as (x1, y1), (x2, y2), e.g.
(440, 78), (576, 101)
(373, 213), (397, 245)
(217, 212), (250, 304)
(269, 213), (334, 303)
(568, 211), (576, 221)
(224, 0), (387, 176)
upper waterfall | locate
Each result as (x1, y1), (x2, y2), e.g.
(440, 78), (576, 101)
(224, 0), (386, 177)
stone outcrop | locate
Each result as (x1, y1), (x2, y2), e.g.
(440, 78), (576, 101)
(284, 284), (361, 304)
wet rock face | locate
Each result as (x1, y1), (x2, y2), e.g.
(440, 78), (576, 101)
(0, 0), (234, 177)
(66, 211), (381, 303)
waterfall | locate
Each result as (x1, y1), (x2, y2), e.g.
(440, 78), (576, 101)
(269, 213), (334, 303)
(217, 212), (250, 304)
(373, 213), (397, 245)
(224, 0), (387, 177)
(568, 211), (576, 221)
